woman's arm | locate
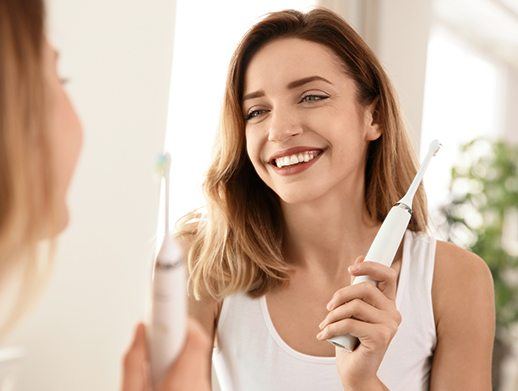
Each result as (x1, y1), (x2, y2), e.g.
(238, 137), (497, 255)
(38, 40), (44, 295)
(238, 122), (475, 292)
(187, 286), (221, 387)
(180, 235), (221, 388)
(429, 241), (495, 390)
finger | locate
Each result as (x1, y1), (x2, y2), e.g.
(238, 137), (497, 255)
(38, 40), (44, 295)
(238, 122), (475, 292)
(121, 323), (149, 391)
(319, 298), (385, 330)
(327, 281), (392, 312)
(317, 317), (377, 342)
(349, 261), (398, 300)
(317, 318), (396, 351)
(349, 256), (364, 284)
(136, 323), (148, 354)
(137, 324), (153, 391)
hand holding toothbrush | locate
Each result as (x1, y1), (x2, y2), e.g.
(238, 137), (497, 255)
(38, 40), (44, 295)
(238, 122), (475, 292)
(317, 255), (399, 390)
(323, 140), (441, 352)
(121, 318), (211, 391)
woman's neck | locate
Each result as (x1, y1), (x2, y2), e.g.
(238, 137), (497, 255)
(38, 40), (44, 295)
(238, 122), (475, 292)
(280, 177), (381, 281)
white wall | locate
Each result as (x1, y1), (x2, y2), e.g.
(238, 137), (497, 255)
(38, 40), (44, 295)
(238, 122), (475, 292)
(4, 0), (176, 390)
(374, 0), (432, 153)
(319, 0), (432, 153)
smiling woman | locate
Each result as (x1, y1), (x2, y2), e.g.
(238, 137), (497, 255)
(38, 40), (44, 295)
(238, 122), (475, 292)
(182, 6), (427, 304)
(175, 7), (495, 391)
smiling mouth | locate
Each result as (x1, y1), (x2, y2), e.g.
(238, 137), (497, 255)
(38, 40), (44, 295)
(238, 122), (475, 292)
(269, 149), (324, 168)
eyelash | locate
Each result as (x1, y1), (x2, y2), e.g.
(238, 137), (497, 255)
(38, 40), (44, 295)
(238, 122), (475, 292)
(245, 94), (329, 121)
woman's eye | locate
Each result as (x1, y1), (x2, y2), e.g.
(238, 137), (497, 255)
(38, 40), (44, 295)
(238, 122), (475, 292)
(300, 94), (328, 103)
(245, 95), (328, 121)
(245, 109), (267, 121)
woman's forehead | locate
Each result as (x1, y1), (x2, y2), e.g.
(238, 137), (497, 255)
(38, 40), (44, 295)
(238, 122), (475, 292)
(243, 38), (344, 92)
(243, 38), (347, 101)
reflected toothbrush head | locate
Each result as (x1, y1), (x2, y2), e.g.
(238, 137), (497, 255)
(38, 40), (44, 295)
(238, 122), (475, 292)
(156, 152), (171, 177)
(429, 139), (442, 156)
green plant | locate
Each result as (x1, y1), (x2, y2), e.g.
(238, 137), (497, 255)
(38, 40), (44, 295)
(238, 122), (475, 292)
(439, 137), (518, 333)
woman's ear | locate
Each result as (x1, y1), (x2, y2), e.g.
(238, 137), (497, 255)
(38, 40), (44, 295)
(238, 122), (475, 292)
(363, 101), (381, 141)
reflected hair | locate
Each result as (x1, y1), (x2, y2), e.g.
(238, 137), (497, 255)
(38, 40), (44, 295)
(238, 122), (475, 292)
(176, 7), (428, 300)
(0, 0), (57, 337)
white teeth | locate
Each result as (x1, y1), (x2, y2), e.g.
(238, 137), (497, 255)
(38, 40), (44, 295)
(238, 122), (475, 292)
(274, 150), (320, 168)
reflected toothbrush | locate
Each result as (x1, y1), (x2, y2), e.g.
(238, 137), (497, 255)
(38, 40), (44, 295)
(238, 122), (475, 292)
(148, 152), (187, 385)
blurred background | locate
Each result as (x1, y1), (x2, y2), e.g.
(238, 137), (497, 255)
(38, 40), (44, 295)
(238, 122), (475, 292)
(1, 0), (517, 390)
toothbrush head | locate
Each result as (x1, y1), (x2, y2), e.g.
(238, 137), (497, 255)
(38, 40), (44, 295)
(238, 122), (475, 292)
(156, 152), (171, 178)
(429, 139), (442, 156)
(398, 139), (442, 207)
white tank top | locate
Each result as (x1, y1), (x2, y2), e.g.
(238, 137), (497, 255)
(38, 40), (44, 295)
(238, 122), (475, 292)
(212, 230), (437, 390)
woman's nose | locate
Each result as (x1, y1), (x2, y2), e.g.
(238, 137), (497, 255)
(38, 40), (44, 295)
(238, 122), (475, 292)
(267, 111), (303, 142)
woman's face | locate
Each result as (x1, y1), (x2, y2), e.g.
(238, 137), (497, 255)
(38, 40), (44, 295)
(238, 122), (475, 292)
(43, 41), (83, 234)
(243, 38), (380, 204)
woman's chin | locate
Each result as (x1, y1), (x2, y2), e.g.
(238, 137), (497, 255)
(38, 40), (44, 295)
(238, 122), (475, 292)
(276, 187), (325, 205)
(39, 206), (70, 240)
(54, 207), (70, 236)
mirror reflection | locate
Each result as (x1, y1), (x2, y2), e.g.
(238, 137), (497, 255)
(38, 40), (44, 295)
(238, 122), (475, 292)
(1, 1), (517, 390)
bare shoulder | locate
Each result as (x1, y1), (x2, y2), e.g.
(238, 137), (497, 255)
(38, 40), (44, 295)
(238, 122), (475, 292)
(176, 234), (222, 344)
(432, 239), (495, 333)
(429, 237), (496, 389)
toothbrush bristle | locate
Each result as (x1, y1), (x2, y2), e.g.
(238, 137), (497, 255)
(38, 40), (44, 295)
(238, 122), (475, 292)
(156, 153), (171, 176)
(429, 139), (442, 156)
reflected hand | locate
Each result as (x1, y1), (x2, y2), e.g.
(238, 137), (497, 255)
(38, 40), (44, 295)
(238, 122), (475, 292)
(121, 318), (211, 391)
(317, 256), (400, 390)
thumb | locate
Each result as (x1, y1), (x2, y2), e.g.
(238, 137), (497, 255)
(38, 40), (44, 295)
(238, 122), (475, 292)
(121, 323), (151, 391)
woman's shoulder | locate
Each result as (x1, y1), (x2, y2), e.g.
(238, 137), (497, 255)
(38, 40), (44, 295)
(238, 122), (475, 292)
(177, 232), (223, 342)
(431, 239), (494, 331)
(432, 239), (493, 293)
(433, 239), (489, 271)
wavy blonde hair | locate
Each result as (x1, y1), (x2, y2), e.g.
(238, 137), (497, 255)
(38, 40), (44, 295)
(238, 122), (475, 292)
(177, 8), (428, 300)
(0, 0), (57, 337)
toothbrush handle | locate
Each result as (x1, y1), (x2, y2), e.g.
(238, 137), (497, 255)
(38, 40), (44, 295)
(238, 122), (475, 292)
(327, 204), (411, 351)
(148, 238), (187, 385)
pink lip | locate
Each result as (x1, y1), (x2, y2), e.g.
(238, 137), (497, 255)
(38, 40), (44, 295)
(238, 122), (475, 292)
(268, 146), (324, 163)
(269, 149), (324, 176)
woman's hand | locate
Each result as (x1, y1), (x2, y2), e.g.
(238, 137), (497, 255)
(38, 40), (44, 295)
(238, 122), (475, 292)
(317, 256), (401, 390)
(121, 318), (211, 391)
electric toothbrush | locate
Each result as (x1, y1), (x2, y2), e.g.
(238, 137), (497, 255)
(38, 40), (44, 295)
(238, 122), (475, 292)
(148, 153), (187, 385)
(327, 139), (442, 351)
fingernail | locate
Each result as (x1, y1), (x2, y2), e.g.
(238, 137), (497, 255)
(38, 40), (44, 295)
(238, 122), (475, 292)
(316, 331), (324, 340)
(326, 302), (332, 311)
(318, 321), (324, 329)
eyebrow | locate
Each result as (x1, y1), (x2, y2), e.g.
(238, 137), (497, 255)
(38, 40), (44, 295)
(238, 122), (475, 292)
(242, 75), (333, 102)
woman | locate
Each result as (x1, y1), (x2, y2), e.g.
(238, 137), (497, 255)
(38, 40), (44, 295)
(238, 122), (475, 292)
(164, 7), (494, 390)
(0, 0), (83, 335)
(0, 1), (207, 390)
